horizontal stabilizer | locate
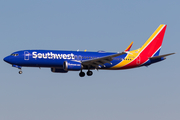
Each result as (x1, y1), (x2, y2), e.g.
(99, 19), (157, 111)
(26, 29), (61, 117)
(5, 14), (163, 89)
(150, 53), (175, 59)
(124, 42), (133, 52)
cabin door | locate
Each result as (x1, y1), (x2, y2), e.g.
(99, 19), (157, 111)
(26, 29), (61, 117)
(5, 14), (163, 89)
(24, 51), (29, 60)
(136, 56), (141, 65)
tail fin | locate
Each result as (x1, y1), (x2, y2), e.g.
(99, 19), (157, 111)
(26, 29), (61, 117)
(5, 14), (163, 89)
(140, 24), (167, 57)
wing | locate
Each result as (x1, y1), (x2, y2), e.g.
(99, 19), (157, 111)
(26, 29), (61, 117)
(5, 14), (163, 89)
(82, 52), (126, 69)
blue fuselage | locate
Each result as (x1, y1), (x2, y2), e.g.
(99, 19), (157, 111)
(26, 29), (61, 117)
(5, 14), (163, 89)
(4, 50), (127, 70)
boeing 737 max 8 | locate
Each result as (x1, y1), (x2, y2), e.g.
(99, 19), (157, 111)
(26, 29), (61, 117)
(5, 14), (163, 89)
(3, 24), (175, 77)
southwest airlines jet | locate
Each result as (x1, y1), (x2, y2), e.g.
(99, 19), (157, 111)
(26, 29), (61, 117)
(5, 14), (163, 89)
(4, 24), (175, 77)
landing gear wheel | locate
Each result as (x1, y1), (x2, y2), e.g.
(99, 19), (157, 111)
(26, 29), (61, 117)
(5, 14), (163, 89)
(19, 71), (22, 74)
(87, 70), (93, 76)
(79, 72), (85, 77)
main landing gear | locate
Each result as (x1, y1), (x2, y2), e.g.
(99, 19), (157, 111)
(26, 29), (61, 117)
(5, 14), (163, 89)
(79, 71), (85, 77)
(79, 70), (93, 77)
(87, 70), (93, 76)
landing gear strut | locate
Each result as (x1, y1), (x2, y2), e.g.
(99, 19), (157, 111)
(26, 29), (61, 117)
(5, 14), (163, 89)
(87, 70), (93, 76)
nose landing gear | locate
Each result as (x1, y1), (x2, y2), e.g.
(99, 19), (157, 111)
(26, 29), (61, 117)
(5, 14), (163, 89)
(19, 70), (22, 74)
(18, 68), (22, 74)
(12, 65), (22, 74)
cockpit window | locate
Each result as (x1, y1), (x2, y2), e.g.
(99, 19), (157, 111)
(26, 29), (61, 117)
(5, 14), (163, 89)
(11, 53), (19, 56)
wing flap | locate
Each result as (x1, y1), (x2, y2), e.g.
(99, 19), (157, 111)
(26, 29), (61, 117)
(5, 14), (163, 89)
(94, 61), (105, 66)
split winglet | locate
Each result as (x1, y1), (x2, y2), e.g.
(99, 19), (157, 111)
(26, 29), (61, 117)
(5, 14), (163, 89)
(124, 41), (133, 52)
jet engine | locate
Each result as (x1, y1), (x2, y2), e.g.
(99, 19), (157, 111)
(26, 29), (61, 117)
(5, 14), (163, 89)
(51, 68), (68, 73)
(63, 61), (82, 71)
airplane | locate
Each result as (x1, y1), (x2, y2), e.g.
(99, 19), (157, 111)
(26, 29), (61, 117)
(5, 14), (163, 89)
(3, 24), (175, 77)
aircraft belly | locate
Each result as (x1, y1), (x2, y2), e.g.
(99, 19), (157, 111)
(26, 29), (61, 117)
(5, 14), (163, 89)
(20, 58), (64, 67)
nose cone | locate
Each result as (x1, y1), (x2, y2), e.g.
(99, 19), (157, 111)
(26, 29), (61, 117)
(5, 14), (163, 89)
(3, 56), (12, 64)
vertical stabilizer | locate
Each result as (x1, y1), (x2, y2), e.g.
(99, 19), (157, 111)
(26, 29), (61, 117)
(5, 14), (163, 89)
(140, 24), (167, 57)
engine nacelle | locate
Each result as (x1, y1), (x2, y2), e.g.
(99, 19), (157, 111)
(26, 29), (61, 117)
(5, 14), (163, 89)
(63, 61), (82, 71)
(51, 68), (68, 73)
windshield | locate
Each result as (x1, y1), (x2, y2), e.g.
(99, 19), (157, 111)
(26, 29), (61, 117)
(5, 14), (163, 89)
(11, 53), (19, 56)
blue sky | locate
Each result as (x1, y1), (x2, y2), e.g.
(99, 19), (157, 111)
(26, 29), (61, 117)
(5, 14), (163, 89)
(0, 0), (179, 120)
